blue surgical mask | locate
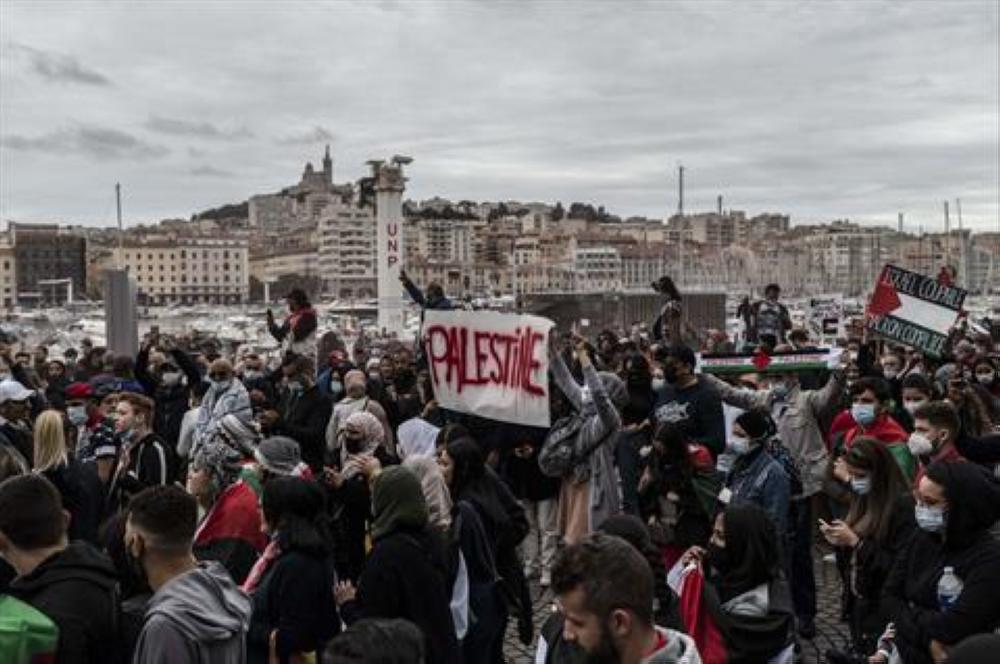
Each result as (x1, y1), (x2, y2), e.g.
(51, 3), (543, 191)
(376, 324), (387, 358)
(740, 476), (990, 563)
(915, 504), (946, 533)
(772, 383), (790, 401)
(651, 378), (666, 392)
(851, 403), (877, 427)
(850, 477), (871, 495)
(330, 380), (344, 395)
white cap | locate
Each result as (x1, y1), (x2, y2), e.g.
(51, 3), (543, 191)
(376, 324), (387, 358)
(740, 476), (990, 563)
(0, 379), (35, 404)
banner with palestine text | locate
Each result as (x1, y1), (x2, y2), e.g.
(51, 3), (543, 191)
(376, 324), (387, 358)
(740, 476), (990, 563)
(864, 264), (967, 358)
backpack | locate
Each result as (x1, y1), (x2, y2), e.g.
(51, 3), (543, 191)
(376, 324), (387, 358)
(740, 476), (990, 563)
(0, 595), (59, 664)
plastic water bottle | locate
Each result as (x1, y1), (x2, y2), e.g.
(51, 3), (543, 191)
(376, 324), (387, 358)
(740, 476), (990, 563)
(937, 566), (963, 611)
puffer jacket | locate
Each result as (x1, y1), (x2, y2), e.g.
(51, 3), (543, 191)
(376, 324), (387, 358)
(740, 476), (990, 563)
(706, 371), (842, 498)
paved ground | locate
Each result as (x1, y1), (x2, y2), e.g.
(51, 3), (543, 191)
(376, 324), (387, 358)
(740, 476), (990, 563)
(504, 545), (850, 663)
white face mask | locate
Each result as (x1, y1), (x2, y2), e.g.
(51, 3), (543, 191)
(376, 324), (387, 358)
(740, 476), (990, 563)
(977, 372), (995, 385)
(914, 503), (946, 533)
(728, 435), (751, 456)
(883, 367), (899, 380)
(161, 371), (182, 387)
(908, 432), (934, 457)
(850, 476), (871, 495)
(903, 399), (927, 416)
(651, 377), (666, 392)
(67, 405), (88, 426)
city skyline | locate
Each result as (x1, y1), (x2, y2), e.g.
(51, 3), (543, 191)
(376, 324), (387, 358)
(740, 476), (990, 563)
(1, 1), (997, 230)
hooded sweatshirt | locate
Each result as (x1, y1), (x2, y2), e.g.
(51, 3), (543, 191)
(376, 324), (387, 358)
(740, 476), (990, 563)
(9, 542), (119, 664)
(882, 462), (1000, 664)
(133, 560), (252, 664)
(642, 626), (703, 664)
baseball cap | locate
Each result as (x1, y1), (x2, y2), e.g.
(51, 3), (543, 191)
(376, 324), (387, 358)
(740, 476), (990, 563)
(0, 379), (35, 404)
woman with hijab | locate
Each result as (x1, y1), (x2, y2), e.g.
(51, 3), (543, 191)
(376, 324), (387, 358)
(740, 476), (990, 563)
(880, 461), (1000, 664)
(402, 455), (451, 532)
(187, 439), (266, 583)
(326, 410), (393, 581)
(682, 504), (794, 663)
(334, 466), (461, 664)
(820, 438), (915, 661)
(245, 477), (339, 664)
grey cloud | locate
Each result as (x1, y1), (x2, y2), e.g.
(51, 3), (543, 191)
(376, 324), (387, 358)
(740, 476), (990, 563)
(279, 126), (334, 145)
(146, 115), (252, 140)
(190, 165), (235, 177)
(8, 42), (111, 86)
(3, 126), (168, 160)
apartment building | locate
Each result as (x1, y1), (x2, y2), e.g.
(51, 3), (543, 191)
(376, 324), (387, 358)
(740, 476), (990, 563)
(572, 246), (622, 293)
(122, 236), (249, 304)
(0, 238), (16, 310)
(9, 222), (86, 305)
(317, 198), (377, 299)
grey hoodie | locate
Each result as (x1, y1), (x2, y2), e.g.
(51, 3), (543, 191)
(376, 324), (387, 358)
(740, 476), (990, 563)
(642, 626), (702, 664)
(133, 561), (252, 664)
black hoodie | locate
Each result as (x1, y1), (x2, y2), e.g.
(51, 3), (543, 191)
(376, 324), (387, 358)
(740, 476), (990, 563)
(882, 462), (1000, 664)
(8, 541), (120, 664)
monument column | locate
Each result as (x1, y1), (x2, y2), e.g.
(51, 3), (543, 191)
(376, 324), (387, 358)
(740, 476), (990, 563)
(373, 157), (410, 335)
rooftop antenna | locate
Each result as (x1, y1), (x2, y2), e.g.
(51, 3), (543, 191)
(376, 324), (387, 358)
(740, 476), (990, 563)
(956, 197), (965, 286)
(718, 195), (723, 215)
(116, 182), (123, 269)
(943, 200), (950, 267)
(677, 164), (685, 217)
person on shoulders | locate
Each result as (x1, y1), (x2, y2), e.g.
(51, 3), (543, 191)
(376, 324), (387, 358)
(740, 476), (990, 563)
(266, 289), (318, 361)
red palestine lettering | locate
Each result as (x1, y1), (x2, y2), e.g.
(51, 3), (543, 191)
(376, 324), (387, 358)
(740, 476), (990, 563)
(425, 325), (546, 397)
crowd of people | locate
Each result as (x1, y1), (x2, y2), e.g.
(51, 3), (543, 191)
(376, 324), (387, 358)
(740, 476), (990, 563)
(0, 279), (998, 664)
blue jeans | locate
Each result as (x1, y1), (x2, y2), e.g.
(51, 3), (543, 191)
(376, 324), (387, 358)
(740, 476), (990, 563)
(615, 428), (648, 518)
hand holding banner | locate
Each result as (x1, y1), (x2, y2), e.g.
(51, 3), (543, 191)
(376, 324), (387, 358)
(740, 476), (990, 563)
(422, 310), (555, 427)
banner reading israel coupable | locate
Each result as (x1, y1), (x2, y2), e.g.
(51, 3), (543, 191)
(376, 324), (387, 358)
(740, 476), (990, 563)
(422, 310), (555, 427)
(865, 264), (967, 358)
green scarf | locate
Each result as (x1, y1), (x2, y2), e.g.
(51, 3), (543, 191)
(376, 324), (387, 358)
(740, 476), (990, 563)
(371, 466), (429, 540)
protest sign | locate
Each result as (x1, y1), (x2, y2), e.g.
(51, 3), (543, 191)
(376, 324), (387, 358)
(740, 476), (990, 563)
(698, 348), (842, 375)
(808, 294), (843, 340)
(865, 265), (967, 358)
(422, 309), (554, 427)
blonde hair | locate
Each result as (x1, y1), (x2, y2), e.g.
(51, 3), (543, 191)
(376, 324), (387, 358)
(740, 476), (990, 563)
(33, 410), (69, 473)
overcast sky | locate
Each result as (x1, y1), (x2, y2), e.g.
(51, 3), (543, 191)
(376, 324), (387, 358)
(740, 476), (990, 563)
(1, 0), (997, 231)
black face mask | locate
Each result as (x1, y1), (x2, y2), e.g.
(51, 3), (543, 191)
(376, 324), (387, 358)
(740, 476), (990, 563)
(705, 543), (729, 574)
(663, 366), (680, 384)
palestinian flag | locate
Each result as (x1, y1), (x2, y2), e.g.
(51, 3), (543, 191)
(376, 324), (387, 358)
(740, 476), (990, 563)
(698, 348), (841, 375)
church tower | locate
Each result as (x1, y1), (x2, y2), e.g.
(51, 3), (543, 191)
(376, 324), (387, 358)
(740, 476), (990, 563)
(323, 145), (333, 185)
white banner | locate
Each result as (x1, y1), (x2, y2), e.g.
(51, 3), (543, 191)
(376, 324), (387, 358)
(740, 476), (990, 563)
(422, 309), (554, 427)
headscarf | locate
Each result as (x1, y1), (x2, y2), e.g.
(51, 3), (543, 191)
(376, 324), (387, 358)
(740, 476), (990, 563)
(192, 439), (244, 501)
(712, 505), (781, 603)
(371, 466), (428, 540)
(403, 456), (452, 530)
(339, 410), (384, 480)
(926, 460), (1000, 550)
(344, 370), (367, 397)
